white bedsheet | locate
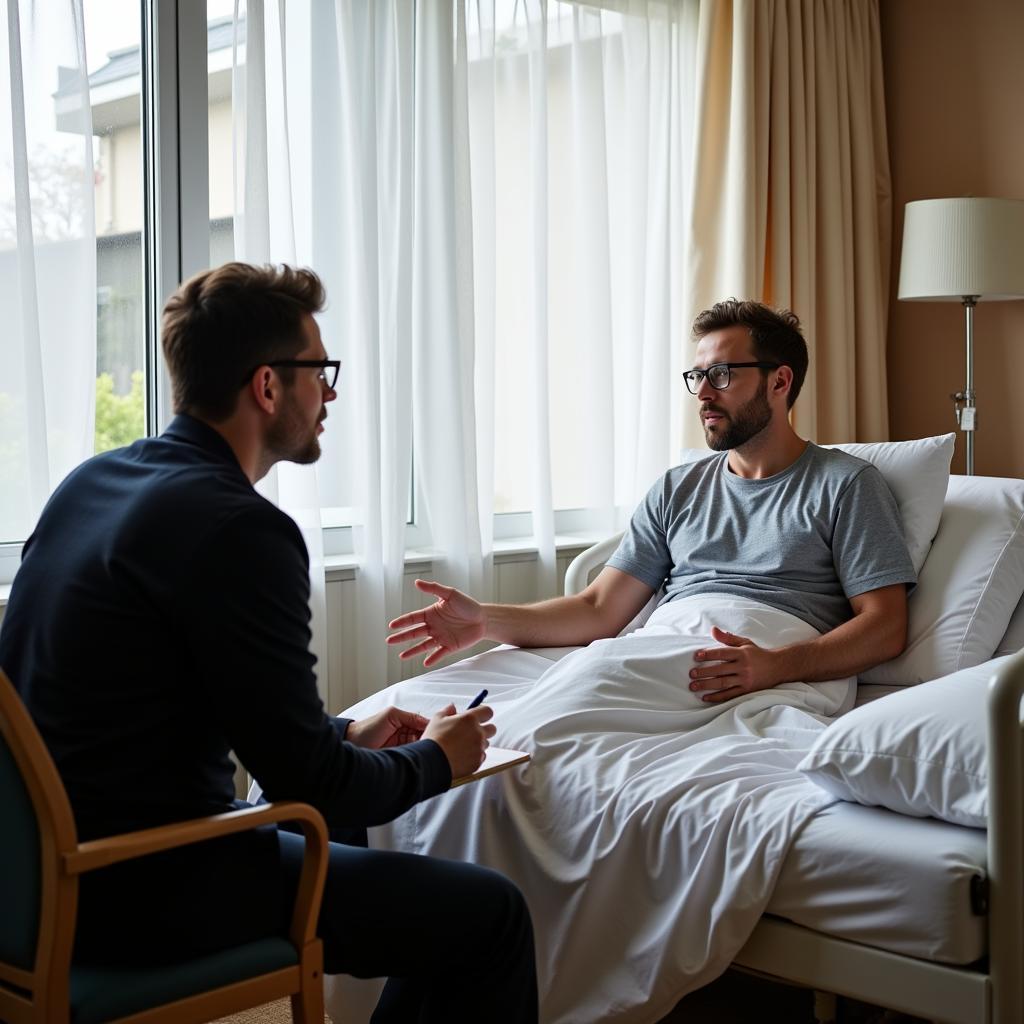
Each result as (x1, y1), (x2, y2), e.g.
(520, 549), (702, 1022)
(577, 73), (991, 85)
(327, 596), (851, 1024)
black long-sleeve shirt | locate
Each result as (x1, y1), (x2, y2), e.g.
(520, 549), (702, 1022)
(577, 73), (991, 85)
(0, 413), (450, 962)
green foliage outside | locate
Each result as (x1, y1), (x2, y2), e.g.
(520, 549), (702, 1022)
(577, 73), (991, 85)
(95, 370), (145, 454)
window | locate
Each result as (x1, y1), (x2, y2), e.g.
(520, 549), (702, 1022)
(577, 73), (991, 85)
(85, 0), (147, 456)
(2, 0), (682, 583)
(470, 2), (628, 514)
(0, 2), (191, 579)
(0, 0), (147, 557)
(207, 7), (235, 267)
(469, 1), (675, 521)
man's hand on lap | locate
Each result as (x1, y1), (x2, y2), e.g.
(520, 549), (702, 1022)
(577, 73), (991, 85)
(347, 707), (431, 749)
(688, 626), (788, 703)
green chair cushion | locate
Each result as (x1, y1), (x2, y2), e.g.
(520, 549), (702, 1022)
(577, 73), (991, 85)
(0, 735), (41, 969)
(70, 937), (298, 1024)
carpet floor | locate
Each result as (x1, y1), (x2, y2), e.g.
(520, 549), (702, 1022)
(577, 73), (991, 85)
(211, 997), (327, 1024)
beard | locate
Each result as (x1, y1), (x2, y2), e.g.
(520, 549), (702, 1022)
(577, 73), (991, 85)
(266, 391), (322, 465)
(701, 378), (772, 451)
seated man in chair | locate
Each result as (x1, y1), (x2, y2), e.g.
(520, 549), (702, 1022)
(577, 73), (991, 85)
(0, 262), (537, 1024)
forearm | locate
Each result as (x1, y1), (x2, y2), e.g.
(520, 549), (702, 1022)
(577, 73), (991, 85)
(481, 593), (617, 648)
(196, 517), (451, 828)
(771, 609), (906, 684)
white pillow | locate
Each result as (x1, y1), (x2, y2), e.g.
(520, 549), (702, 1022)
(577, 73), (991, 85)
(823, 434), (954, 573)
(681, 434), (953, 573)
(798, 657), (1009, 828)
(861, 475), (1024, 684)
(996, 593), (1024, 656)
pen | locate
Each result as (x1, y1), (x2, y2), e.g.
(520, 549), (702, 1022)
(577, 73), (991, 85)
(467, 688), (488, 710)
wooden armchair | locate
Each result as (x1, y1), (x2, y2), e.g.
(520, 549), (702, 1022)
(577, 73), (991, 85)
(0, 668), (329, 1024)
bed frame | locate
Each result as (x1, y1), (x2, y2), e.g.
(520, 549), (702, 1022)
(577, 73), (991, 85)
(564, 539), (1024, 1024)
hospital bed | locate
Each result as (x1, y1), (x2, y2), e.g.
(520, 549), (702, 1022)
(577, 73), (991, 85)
(319, 438), (1024, 1024)
(560, 461), (1024, 1024)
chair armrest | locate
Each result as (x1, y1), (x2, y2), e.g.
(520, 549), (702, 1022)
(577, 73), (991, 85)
(64, 801), (324, 874)
(563, 533), (624, 596)
(64, 802), (329, 947)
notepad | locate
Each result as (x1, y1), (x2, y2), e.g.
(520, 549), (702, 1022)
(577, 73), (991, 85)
(451, 746), (531, 788)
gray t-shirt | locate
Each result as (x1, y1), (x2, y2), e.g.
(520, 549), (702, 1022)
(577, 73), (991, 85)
(606, 443), (917, 634)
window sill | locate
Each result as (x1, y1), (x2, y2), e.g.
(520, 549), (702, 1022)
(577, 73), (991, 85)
(322, 533), (606, 583)
(0, 536), (606, 607)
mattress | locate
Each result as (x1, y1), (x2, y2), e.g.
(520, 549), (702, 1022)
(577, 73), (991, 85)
(768, 682), (988, 965)
(767, 795), (988, 965)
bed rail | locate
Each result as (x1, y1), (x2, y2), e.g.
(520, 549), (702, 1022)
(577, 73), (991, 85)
(987, 646), (1024, 1023)
(563, 533), (623, 596)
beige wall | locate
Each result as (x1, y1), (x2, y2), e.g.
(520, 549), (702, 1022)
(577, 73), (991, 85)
(881, 0), (1024, 476)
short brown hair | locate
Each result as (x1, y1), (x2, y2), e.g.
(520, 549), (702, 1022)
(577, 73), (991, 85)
(692, 299), (808, 409)
(161, 262), (326, 421)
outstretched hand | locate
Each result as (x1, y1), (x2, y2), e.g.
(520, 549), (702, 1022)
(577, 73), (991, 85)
(687, 626), (784, 704)
(386, 579), (487, 667)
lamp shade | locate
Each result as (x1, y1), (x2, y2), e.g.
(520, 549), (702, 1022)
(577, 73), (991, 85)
(898, 197), (1024, 302)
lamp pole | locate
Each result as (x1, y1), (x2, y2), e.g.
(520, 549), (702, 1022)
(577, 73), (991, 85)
(952, 296), (978, 475)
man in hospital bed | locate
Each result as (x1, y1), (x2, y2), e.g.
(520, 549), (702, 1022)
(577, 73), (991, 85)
(362, 299), (918, 1024)
(390, 298), (914, 694)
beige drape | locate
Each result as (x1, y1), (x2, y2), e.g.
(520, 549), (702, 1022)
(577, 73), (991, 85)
(681, 0), (892, 447)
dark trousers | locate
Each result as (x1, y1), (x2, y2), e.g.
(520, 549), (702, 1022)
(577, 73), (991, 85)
(278, 830), (539, 1023)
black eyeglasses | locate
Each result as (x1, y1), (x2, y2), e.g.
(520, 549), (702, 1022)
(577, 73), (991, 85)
(244, 359), (341, 390)
(682, 361), (780, 394)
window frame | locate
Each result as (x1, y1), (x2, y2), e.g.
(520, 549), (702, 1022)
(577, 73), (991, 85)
(145, 0), (210, 436)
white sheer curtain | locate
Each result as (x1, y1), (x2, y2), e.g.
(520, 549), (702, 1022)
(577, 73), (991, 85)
(330, 0), (420, 699)
(413, 2), (491, 602)
(330, 0), (492, 698)
(232, 0), (329, 703)
(0, 0), (95, 545)
(237, 0), (697, 711)
(236, 1), (496, 704)
(467, 0), (698, 582)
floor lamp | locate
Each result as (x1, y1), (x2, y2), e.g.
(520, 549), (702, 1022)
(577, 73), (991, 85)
(897, 197), (1024, 474)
